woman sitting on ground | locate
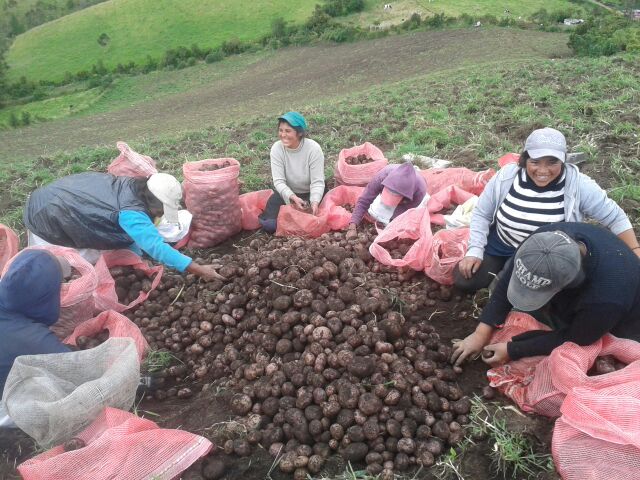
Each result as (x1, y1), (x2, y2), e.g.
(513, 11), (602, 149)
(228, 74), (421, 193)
(454, 127), (640, 293)
(259, 111), (325, 233)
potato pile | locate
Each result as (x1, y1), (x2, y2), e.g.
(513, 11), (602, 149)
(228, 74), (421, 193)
(345, 154), (374, 165)
(128, 226), (470, 478)
(201, 160), (232, 171)
(110, 266), (153, 304)
(378, 238), (417, 260)
(76, 329), (110, 350)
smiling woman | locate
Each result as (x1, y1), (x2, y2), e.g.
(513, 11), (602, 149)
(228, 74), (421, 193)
(454, 127), (640, 293)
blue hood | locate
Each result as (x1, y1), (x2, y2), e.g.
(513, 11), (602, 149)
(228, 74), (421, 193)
(0, 249), (62, 326)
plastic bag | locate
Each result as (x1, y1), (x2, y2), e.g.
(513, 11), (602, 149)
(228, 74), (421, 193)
(369, 207), (433, 271)
(93, 250), (163, 314)
(107, 142), (158, 178)
(239, 189), (273, 230)
(423, 227), (469, 285)
(420, 167), (495, 195)
(0, 224), (19, 274)
(443, 196), (478, 229)
(275, 186), (364, 237)
(3, 338), (140, 447)
(156, 209), (192, 243)
(2, 245), (99, 339)
(18, 407), (213, 480)
(183, 158), (242, 248)
(65, 310), (149, 361)
(335, 142), (388, 186)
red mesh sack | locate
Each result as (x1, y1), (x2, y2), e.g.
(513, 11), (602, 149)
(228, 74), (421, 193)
(420, 167), (495, 195)
(2, 246), (99, 339)
(427, 185), (476, 226)
(423, 227), (469, 285)
(93, 250), (163, 314)
(18, 407), (213, 480)
(239, 189), (273, 230)
(275, 186), (364, 237)
(65, 310), (149, 361)
(498, 152), (520, 167)
(0, 224), (19, 274)
(369, 207), (433, 271)
(335, 142), (388, 186)
(107, 142), (158, 177)
(183, 158), (242, 248)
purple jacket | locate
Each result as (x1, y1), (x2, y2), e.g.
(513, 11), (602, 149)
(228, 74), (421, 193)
(350, 163), (428, 225)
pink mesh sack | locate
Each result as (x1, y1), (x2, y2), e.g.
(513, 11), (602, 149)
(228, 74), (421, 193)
(93, 250), (163, 314)
(65, 310), (149, 361)
(498, 152), (520, 167)
(18, 407), (213, 480)
(183, 158), (242, 248)
(369, 207), (433, 271)
(239, 189), (273, 230)
(321, 185), (365, 230)
(0, 224), (19, 274)
(427, 185), (476, 226)
(107, 142), (158, 178)
(420, 167), (495, 195)
(423, 227), (469, 285)
(2, 246), (99, 339)
(335, 142), (388, 186)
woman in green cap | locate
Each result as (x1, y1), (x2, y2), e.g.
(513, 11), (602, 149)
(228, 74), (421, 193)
(259, 111), (325, 233)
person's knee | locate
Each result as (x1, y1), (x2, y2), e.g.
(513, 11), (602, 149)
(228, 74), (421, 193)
(453, 268), (486, 294)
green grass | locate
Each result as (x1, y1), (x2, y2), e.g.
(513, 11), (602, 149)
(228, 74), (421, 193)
(6, 0), (316, 82)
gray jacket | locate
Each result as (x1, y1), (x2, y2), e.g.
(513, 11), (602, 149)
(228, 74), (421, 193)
(467, 163), (632, 259)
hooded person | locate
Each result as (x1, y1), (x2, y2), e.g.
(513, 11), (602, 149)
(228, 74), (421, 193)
(347, 161), (428, 236)
(451, 222), (640, 367)
(0, 250), (71, 426)
(23, 172), (224, 281)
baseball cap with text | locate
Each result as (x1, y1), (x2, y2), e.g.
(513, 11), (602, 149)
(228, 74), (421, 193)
(507, 230), (582, 311)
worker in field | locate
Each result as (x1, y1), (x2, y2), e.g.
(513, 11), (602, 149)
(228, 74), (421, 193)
(0, 250), (71, 427)
(259, 111), (326, 233)
(346, 161), (428, 238)
(451, 222), (640, 367)
(23, 172), (224, 281)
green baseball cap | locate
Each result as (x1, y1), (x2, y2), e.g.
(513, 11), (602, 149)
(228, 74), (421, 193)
(278, 111), (307, 130)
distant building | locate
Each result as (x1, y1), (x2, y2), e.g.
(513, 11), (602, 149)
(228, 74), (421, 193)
(563, 18), (585, 26)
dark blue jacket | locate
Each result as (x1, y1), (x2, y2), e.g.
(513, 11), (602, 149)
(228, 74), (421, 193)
(0, 250), (70, 394)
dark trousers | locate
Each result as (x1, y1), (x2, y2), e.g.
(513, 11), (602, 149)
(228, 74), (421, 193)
(453, 253), (509, 293)
(258, 190), (310, 233)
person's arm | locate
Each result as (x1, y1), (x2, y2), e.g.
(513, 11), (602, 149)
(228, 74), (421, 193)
(577, 172), (634, 238)
(308, 145), (325, 206)
(118, 210), (192, 272)
(271, 144), (294, 205)
(350, 173), (385, 226)
(617, 229), (640, 257)
(506, 303), (622, 360)
(465, 169), (504, 260)
(477, 257), (515, 327)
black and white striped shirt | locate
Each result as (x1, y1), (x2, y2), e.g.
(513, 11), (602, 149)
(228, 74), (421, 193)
(495, 168), (566, 248)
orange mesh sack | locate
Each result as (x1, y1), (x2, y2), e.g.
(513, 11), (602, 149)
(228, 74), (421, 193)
(335, 142), (388, 186)
(65, 310), (149, 361)
(93, 249), (163, 314)
(183, 158), (242, 248)
(420, 167), (495, 195)
(2, 245), (99, 339)
(3, 338), (139, 447)
(0, 224), (19, 273)
(18, 407), (213, 480)
(107, 142), (158, 177)
(423, 227), (469, 285)
(239, 189), (273, 230)
(369, 207), (433, 271)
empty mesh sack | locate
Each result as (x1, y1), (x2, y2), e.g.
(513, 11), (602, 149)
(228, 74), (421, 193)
(107, 142), (158, 177)
(239, 189), (273, 230)
(423, 227), (469, 285)
(65, 310), (149, 361)
(18, 407), (213, 480)
(183, 158), (242, 248)
(2, 245), (99, 339)
(335, 142), (388, 186)
(0, 224), (19, 274)
(93, 249), (163, 314)
(2, 337), (140, 447)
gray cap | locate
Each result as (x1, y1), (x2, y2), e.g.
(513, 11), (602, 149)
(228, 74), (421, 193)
(524, 127), (567, 163)
(507, 230), (581, 311)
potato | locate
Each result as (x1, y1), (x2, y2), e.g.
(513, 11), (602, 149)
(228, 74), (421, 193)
(341, 442), (368, 462)
(63, 437), (86, 452)
(231, 394), (253, 415)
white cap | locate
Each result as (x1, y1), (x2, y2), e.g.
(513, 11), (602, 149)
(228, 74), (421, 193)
(524, 127), (567, 163)
(147, 173), (182, 223)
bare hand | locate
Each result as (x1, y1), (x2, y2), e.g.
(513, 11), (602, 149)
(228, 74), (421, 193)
(482, 342), (510, 366)
(458, 256), (483, 279)
(451, 324), (494, 367)
(187, 263), (226, 282)
(290, 195), (308, 210)
(311, 202), (319, 216)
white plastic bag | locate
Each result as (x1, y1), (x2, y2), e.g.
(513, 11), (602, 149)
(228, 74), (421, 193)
(156, 209), (192, 243)
(444, 195), (478, 229)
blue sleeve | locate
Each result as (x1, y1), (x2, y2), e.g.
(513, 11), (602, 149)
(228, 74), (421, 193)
(118, 210), (192, 272)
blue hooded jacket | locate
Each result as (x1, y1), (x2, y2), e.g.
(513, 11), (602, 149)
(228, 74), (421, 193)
(0, 250), (70, 394)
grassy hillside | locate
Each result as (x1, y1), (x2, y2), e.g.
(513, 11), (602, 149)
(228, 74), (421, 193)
(0, 0), (107, 35)
(6, 0), (316, 82)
